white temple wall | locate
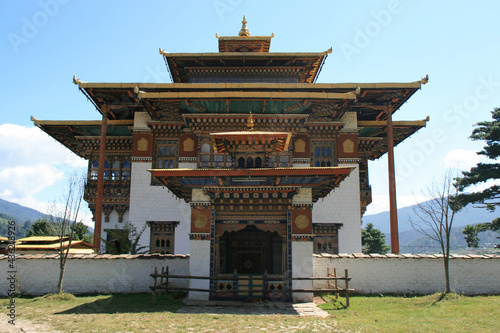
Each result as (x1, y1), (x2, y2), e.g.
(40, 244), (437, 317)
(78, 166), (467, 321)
(291, 241), (314, 302)
(128, 161), (191, 255)
(189, 239), (210, 300)
(313, 165), (361, 253)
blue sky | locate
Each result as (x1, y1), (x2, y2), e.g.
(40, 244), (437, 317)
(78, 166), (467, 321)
(1, 1), (499, 226)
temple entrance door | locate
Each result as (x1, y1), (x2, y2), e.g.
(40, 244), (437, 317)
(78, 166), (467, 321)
(219, 225), (283, 276)
(238, 249), (262, 274)
(217, 224), (284, 299)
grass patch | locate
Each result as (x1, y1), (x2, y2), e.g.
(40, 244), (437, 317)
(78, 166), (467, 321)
(319, 293), (500, 332)
(35, 292), (76, 302)
(1, 293), (498, 332)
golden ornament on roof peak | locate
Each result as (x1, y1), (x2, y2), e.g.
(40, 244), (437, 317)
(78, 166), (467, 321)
(247, 112), (254, 130)
(239, 15), (250, 36)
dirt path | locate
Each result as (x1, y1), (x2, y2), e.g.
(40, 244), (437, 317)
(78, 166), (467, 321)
(0, 318), (62, 333)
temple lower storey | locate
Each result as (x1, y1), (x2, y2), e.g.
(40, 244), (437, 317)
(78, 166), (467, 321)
(32, 17), (428, 301)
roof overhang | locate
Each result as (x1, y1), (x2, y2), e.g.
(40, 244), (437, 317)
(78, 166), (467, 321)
(72, 80), (424, 122)
(31, 117), (133, 158)
(150, 166), (353, 202)
(358, 118), (429, 160)
(160, 50), (331, 83)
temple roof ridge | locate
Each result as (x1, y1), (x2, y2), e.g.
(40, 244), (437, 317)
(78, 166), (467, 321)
(216, 15), (274, 53)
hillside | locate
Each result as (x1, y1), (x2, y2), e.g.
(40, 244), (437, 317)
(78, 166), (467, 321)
(364, 201), (500, 253)
(364, 203), (500, 234)
(0, 198), (48, 223)
(0, 198), (93, 238)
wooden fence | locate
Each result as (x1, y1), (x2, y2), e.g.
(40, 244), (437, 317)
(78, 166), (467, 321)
(150, 266), (353, 306)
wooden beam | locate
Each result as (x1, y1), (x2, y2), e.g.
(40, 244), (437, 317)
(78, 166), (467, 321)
(138, 91), (357, 100)
(357, 118), (428, 128)
(385, 104), (399, 254)
(93, 105), (109, 253)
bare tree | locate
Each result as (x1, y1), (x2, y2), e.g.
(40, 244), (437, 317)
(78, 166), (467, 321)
(409, 171), (461, 294)
(48, 173), (86, 294)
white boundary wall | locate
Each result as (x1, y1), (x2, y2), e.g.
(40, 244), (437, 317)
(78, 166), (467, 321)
(0, 254), (189, 296)
(1, 254), (499, 296)
(313, 253), (500, 295)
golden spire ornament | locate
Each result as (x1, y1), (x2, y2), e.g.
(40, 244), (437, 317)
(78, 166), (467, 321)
(247, 112), (254, 130)
(239, 15), (250, 36)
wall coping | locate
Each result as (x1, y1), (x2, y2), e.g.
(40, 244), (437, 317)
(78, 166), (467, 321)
(314, 253), (500, 259)
(2, 253), (497, 260)
(0, 254), (190, 260)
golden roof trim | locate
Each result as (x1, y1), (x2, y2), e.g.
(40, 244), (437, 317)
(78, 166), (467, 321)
(137, 91), (357, 100)
(75, 81), (423, 90)
(357, 118), (429, 128)
(31, 118), (134, 126)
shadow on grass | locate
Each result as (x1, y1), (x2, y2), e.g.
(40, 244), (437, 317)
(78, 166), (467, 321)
(53, 293), (183, 315)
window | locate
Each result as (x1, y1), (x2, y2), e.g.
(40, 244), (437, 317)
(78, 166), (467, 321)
(122, 161), (131, 180)
(313, 223), (342, 254)
(148, 221), (179, 254)
(199, 141), (232, 168)
(156, 140), (178, 169)
(312, 141), (335, 167)
(90, 161), (98, 180)
(111, 161), (120, 180)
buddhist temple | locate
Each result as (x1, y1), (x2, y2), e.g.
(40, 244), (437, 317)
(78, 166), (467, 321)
(32, 17), (428, 301)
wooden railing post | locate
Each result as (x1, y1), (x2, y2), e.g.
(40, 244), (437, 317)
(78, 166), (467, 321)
(166, 266), (169, 294)
(345, 269), (350, 307)
(152, 266), (158, 305)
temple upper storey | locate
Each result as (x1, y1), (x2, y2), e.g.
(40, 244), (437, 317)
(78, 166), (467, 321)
(160, 16), (331, 83)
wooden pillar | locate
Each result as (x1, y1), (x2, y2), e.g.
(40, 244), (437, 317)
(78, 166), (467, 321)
(385, 104), (399, 254)
(93, 105), (109, 253)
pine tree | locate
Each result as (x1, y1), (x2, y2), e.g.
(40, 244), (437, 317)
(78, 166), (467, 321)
(454, 108), (500, 247)
(362, 223), (390, 254)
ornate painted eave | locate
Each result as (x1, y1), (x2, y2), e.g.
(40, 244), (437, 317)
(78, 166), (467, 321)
(159, 50), (331, 83)
(73, 81), (424, 122)
(183, 113), (308, 134)
(31, 117), (133, 158)
(358, 118), (429, 160)
(150, 167), (353, 202)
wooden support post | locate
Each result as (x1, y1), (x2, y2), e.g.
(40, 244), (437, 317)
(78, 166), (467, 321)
(93, 105), (109, 253)
(160, 267), (164, 297)
(233, 270), (238, 298)
(326, 267), (330, 289)
(263, 270), (268, 299)
(334, 268), (338, 300)
(152, 266), (158, 305)
(345, 269), (350, 307)
(166, 266), (169, 294)
(385, 104), (400, 254)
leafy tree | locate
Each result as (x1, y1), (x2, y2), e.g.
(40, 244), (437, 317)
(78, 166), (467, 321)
(454, 108), (500, 247)
(362, 223), (389, 254)
(103, 222), (148, 254)
(409, 171), (461, 294)
(26, 219), (57, 237)
(462, 218), (500, 248)
(72, 221), (93, 244)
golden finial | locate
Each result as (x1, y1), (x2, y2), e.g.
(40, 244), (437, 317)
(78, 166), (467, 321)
(239, 15), (250, 36)
(247, 112), (254, 130)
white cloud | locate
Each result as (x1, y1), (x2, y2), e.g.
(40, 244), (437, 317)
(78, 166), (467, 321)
(442, 148), (486, 171)
(0, 124), (88, 220)
(0, 165), (64, 199)
(0, 124), (86, 169)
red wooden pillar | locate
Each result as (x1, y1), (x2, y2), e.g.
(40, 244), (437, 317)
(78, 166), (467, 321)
(385, 104), (399, 254)
(93, 105), (109, 253)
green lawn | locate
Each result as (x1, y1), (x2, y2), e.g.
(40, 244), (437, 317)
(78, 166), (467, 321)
(1, 293), (498, 332)
(319, 293), (499, 332)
